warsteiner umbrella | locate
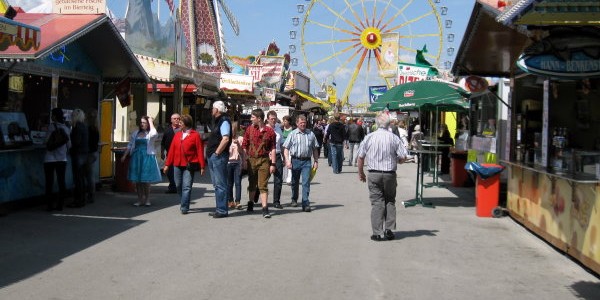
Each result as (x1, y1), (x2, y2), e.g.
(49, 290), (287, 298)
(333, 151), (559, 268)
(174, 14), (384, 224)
(369, 80), (470, 112)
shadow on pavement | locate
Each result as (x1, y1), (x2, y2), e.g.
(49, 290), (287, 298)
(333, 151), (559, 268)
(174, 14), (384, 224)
(394, 229), (440, 239)
(0, 208), (145, 289)
(429, 196), (475, 208)
(569, 281), (600, 299)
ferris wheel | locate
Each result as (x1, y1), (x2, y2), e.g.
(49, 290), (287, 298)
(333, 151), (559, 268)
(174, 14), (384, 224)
(300, 0), (447, 106)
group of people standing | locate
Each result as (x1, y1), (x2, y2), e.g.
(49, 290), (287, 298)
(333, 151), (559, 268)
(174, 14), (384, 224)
(156, 101), (320, 219)
(44, 107), (100, 211)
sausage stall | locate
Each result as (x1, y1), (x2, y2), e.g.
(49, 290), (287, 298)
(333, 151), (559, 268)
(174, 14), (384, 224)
(453, 0), (600, 274)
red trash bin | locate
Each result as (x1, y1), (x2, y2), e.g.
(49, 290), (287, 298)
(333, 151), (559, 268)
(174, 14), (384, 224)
(450, 151), (468, 187)
(112, 148), (136, 193)
(475, 163), (502, 217)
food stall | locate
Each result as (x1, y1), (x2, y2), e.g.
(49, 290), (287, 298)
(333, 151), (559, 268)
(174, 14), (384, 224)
(0, 13), (148, 207)
(453, 0), (600, 274)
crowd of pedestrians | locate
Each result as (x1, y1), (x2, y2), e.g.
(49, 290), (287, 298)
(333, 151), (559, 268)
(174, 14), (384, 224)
(42, 104), (438, 241)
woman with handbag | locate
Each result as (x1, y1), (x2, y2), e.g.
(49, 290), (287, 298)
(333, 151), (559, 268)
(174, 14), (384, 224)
(44, 107), (71, 211)
(121, 116), (162, 206)
(163, 114), (206, 214)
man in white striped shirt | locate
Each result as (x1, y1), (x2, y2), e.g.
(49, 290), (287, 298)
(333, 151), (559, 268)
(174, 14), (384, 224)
(283, 115), (319, 211)
(357, 113), (408, 241)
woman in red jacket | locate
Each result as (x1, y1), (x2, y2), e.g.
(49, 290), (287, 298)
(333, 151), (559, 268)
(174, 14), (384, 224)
(163, 114), (206, 214)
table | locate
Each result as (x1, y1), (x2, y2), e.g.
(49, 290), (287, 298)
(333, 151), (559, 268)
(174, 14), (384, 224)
(402, 149), (439, 208)
(420, 142), (452, 187)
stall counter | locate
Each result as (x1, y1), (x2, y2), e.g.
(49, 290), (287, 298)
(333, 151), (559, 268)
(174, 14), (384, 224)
(503, 160), (600, 275)
(0, 146), (74, 204)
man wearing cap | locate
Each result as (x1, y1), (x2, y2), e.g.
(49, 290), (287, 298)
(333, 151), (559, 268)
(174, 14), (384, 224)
(207, 101), (232, 218)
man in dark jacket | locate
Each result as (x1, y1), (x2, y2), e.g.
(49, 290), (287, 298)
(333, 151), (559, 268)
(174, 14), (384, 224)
(346, 118), (365, 166)
(161, 113), (181, 193)
(206, 101), (232, 218)
(324, 114), (346, 174)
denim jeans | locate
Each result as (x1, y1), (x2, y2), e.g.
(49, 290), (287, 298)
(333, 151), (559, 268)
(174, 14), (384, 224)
(347, 142), (360, 166)
(227, 161), (241, 202)
(291, 158), (311, 208)
(174, 166), (194, 212)
(209, 152), (229, 215)
(273, 154), (283, 203)
(330, 143), (344, 173)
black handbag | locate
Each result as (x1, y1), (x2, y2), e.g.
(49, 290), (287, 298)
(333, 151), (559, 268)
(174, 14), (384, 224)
(181, 137), (200, 172)
(186, 162), (200, 172)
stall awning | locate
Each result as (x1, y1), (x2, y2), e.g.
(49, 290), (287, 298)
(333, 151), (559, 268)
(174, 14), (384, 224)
(497, 0), (600, 26)
(295, 90), (331, 109)
(0, 13), (148, 83)
(0, 16), (40, 51)
(452, 0), (531, 77)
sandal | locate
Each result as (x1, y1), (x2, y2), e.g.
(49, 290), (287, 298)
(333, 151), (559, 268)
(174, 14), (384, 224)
(235, 202), (243, 210)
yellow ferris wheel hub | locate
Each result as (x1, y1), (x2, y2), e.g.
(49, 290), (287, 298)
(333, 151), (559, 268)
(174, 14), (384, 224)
(360, 27), (381, 50)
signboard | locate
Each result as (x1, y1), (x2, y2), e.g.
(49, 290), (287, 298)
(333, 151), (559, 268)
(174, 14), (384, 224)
(248, 64), (262, 83)
(263, 87), (276, 102)
(53, 0), (106, 14)
(220, 73), (253, 93)
(327, 85), (337, 104)
(0, 20), (17, 35)
(379, 33), (399, 78)
(517, 51), (600, 78)
(258, 56), (285, 86)
(8, 74), (23, 93)
(368, 85), (387, 104)
(396, 63), (431, 85)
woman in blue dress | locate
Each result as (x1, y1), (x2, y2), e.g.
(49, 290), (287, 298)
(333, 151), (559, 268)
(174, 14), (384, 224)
(121, 116), (162, 206)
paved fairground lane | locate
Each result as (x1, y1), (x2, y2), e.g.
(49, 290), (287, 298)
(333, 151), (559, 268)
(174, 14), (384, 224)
(1, 152), (599, 299)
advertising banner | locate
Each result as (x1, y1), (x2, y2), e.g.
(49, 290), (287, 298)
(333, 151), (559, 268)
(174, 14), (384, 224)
(369, 86), (387, 104)
(263, 87), (276, 102)
(379, 32), (399, 78)
(220, 73), (254, 93)
(396, 63), (431, 85)
(53, 0), (106, 14)
(248, 64), (262, 83)
(259, 56), (285, 86)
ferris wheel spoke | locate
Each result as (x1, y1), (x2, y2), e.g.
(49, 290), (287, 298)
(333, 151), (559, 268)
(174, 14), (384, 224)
(341, 48), (369, 106)
(384, 10), (435, 33)
(374, 0), (393, 28)
(343, 0), (367, 29)
(317, 1), (363, 33)
(360, 0), (369, 27)
(304, 38), (359, 46)
(371, 0), (378, 28)
(331, 46), (364, 81)
(305, 19), (358, 37)
(307, 42), (362, 68)
(380, 0), (414, 32)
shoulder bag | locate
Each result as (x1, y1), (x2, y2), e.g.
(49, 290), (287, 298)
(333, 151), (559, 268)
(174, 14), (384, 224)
(181, 135), (200, 172)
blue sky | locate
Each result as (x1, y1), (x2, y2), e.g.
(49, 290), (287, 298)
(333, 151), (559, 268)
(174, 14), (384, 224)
(11, 0), (476, 105)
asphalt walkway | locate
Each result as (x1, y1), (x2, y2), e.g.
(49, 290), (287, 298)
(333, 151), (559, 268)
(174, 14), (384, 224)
(1, 155), (599, 299)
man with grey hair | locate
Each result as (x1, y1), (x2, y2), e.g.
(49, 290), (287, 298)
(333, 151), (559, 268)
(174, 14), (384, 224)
(356, 112), (407, 241)
(206, 100), (232, 218)
(283, 114), (319, 212)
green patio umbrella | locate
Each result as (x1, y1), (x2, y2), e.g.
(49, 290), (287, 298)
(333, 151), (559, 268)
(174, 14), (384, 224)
(369, 80), (470, 112)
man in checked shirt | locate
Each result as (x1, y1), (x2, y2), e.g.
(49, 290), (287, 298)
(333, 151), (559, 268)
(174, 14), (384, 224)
(242, 109), (277, 218)
(357, 113), (408, 241)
